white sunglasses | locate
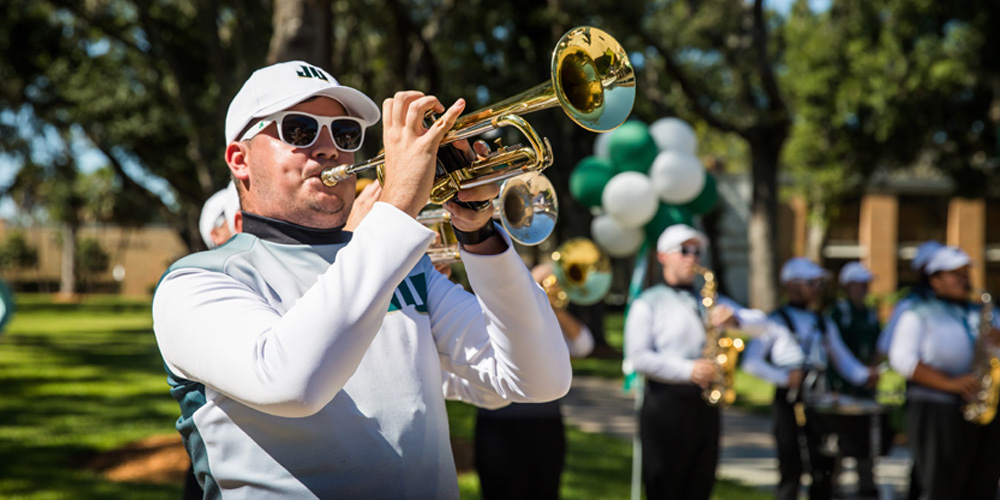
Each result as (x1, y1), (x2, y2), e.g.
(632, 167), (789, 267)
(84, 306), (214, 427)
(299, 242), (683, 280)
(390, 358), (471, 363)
(241, 111), (365, 151)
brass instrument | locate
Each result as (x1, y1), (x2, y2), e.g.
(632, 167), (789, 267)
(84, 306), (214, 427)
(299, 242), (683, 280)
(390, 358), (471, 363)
(320, 26), (635, 205)
(551, 238), (612, 306)
(963, 291), (1000, 425)
(694, 264), (744, 406)
(418, 172), (558, 264)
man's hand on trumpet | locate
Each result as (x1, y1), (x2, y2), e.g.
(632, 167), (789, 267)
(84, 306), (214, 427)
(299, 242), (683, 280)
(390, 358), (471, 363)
(379, 91), (465, 218)
(443, 139), (505, 255)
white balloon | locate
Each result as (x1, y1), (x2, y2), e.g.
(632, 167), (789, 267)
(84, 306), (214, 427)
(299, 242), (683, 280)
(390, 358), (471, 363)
(593, 131), (613, 159)
(649, 117), (698, 154)
(649, 150), (706, 204)
(601, 172), (659, 228)
(591, 214), (644, 257)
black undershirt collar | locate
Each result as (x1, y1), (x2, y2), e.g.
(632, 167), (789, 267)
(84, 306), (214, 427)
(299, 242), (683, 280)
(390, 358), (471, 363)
(241, 211), (353, 245)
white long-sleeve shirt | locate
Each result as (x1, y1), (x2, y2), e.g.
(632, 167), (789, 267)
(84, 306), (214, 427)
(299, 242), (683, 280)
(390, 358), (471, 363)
(624, 284), (768, 385)
(742, 305), (870, 388)
(152, 202), (571, 499)
(888, 297), (984, 379)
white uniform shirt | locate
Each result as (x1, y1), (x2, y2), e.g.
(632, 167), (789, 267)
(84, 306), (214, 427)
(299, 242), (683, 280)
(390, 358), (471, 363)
(742, 305), (869, 388)
(624, 284), (768, 384)
(889, 297), (981, 379)
(153, 203), (571, 499)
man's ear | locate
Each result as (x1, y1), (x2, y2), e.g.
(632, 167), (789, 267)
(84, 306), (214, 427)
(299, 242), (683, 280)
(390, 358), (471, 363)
(226, 142), (251, 181)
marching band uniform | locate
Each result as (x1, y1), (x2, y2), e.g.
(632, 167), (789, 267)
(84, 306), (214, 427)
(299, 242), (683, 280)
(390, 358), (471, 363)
(828, 262), (883, 498)
(743, 258), (872, 500)
(878, 240), (941, 500)
(475, 318), (594, 500)
(625, 225), (768, 500)
(876, 240), (943, 357)
(889, 247), (1000, 500)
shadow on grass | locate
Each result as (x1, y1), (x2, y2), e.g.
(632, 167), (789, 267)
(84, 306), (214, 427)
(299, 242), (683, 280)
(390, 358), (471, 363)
(0, 301), (183, 499)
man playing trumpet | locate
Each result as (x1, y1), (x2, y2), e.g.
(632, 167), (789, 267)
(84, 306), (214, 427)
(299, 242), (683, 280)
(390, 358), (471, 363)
(152, 60), (571, 498)
(624, 224), (768, 500)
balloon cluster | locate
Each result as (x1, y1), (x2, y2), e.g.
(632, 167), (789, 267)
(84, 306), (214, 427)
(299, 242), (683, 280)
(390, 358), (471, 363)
(569, 118), (718, 257)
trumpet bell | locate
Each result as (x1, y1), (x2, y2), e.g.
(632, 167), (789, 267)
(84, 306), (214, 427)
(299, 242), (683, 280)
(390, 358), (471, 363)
(554, 26), (636, 133)
(552, 238), (612, 306)
(497, 172), (558, 246)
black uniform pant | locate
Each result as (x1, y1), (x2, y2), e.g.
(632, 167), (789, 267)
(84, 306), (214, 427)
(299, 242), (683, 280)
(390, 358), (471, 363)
(639, 381), (720, 500)
(907, 400), (1000, 500)
(474, 415), (566, 500)
(773, 388), (835, 500)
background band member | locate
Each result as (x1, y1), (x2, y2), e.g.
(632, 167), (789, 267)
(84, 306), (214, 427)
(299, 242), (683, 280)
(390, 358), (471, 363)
(474, 263), (595, 500)
(877, 240), (943, 357)
(743, 257), (877, 500)
(197, 181), (242, 249)
(889, 246), (1000, 500)
(152, 60), (572, 498)
(877, 239), (941, 500)
(624, 224), (768, 500)
(828, 261), (883, 498)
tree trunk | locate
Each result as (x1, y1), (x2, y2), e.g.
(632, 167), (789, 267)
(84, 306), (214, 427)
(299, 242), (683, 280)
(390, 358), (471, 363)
(747, 144), (780, 311)
(58, 223), (77, 299)
(268, 0), (332, 66)
(805, 202), (827, 264)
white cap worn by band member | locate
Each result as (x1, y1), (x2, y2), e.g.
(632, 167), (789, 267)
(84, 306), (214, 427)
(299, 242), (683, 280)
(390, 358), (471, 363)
(923, 246), (971, 275)
(199, 181), (240, 249)
(225, 60), (381, 145)
(779, 257), (827, 284)
(838, 261), (874, 285)
(656, 224), (708, 253)
(911, 240), (944, 272)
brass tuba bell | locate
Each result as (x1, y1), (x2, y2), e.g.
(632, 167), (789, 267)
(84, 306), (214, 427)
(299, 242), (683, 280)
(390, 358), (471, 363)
(549, 238), (613, 307)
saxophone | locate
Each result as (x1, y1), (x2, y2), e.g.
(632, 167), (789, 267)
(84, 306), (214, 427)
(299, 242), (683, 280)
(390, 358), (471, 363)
(963, 291), (1000, 425)
(694, 265), (745, 406)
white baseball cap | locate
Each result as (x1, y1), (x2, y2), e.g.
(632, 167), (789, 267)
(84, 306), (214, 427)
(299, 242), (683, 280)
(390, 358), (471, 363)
(923, 246), (971, 275)
(838, 261), (873, 285)
(780, 257), (827, 284)
(656, 224), (708, 253)
(911, 240), (944, 271)
(199, 181), (240, 249)
(225, 61), (381, 145)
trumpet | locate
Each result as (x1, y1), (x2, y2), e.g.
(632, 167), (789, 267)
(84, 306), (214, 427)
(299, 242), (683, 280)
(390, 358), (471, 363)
(320, 26), (635, 205)
(418, 172), (558, 264)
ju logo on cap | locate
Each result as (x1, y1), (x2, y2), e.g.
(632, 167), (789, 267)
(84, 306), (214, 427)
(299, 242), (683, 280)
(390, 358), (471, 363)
(295, 64), (329, 82)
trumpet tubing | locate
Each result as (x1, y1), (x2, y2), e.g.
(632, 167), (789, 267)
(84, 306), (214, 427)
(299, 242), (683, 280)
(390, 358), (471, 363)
(320, 25), (635, 207)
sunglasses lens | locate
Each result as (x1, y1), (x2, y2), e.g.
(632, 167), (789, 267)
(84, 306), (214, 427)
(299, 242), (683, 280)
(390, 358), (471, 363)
(681, 246), (700, 256)
(279, 114), (320, 147)
(329, 119), (363, 151)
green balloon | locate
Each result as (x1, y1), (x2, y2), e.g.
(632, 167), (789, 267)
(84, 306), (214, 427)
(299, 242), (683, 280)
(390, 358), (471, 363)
(683, 173), (718, 215)
(644, 203), (693, 243)
(569, 156), (616, 208)
(607, 121), (658, 174)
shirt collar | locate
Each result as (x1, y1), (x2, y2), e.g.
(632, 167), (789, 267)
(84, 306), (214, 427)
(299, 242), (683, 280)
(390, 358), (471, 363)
(240, 211), (353, 245)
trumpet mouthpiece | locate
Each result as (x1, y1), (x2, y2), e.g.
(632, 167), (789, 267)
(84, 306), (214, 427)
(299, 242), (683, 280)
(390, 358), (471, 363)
(321, 165), (350, 187)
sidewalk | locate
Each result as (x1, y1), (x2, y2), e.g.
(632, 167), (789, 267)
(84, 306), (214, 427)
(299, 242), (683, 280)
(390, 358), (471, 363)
(560, 375), (913, 499)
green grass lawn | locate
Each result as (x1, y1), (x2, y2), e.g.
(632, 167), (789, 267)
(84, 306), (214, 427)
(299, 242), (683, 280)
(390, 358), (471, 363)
(0, 294), (774, 499)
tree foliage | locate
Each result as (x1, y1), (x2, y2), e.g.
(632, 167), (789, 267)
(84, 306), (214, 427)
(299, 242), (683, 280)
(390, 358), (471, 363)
(1, 0), (273, 251)
(782, 0), (1000, 226)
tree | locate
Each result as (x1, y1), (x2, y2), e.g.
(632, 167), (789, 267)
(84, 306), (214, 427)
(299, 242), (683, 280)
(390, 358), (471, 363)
(781, 0), (1000, 258)
(0, 232), (39, 275)
(1, 0), (273, 252)
(581, 0), (791, 309)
